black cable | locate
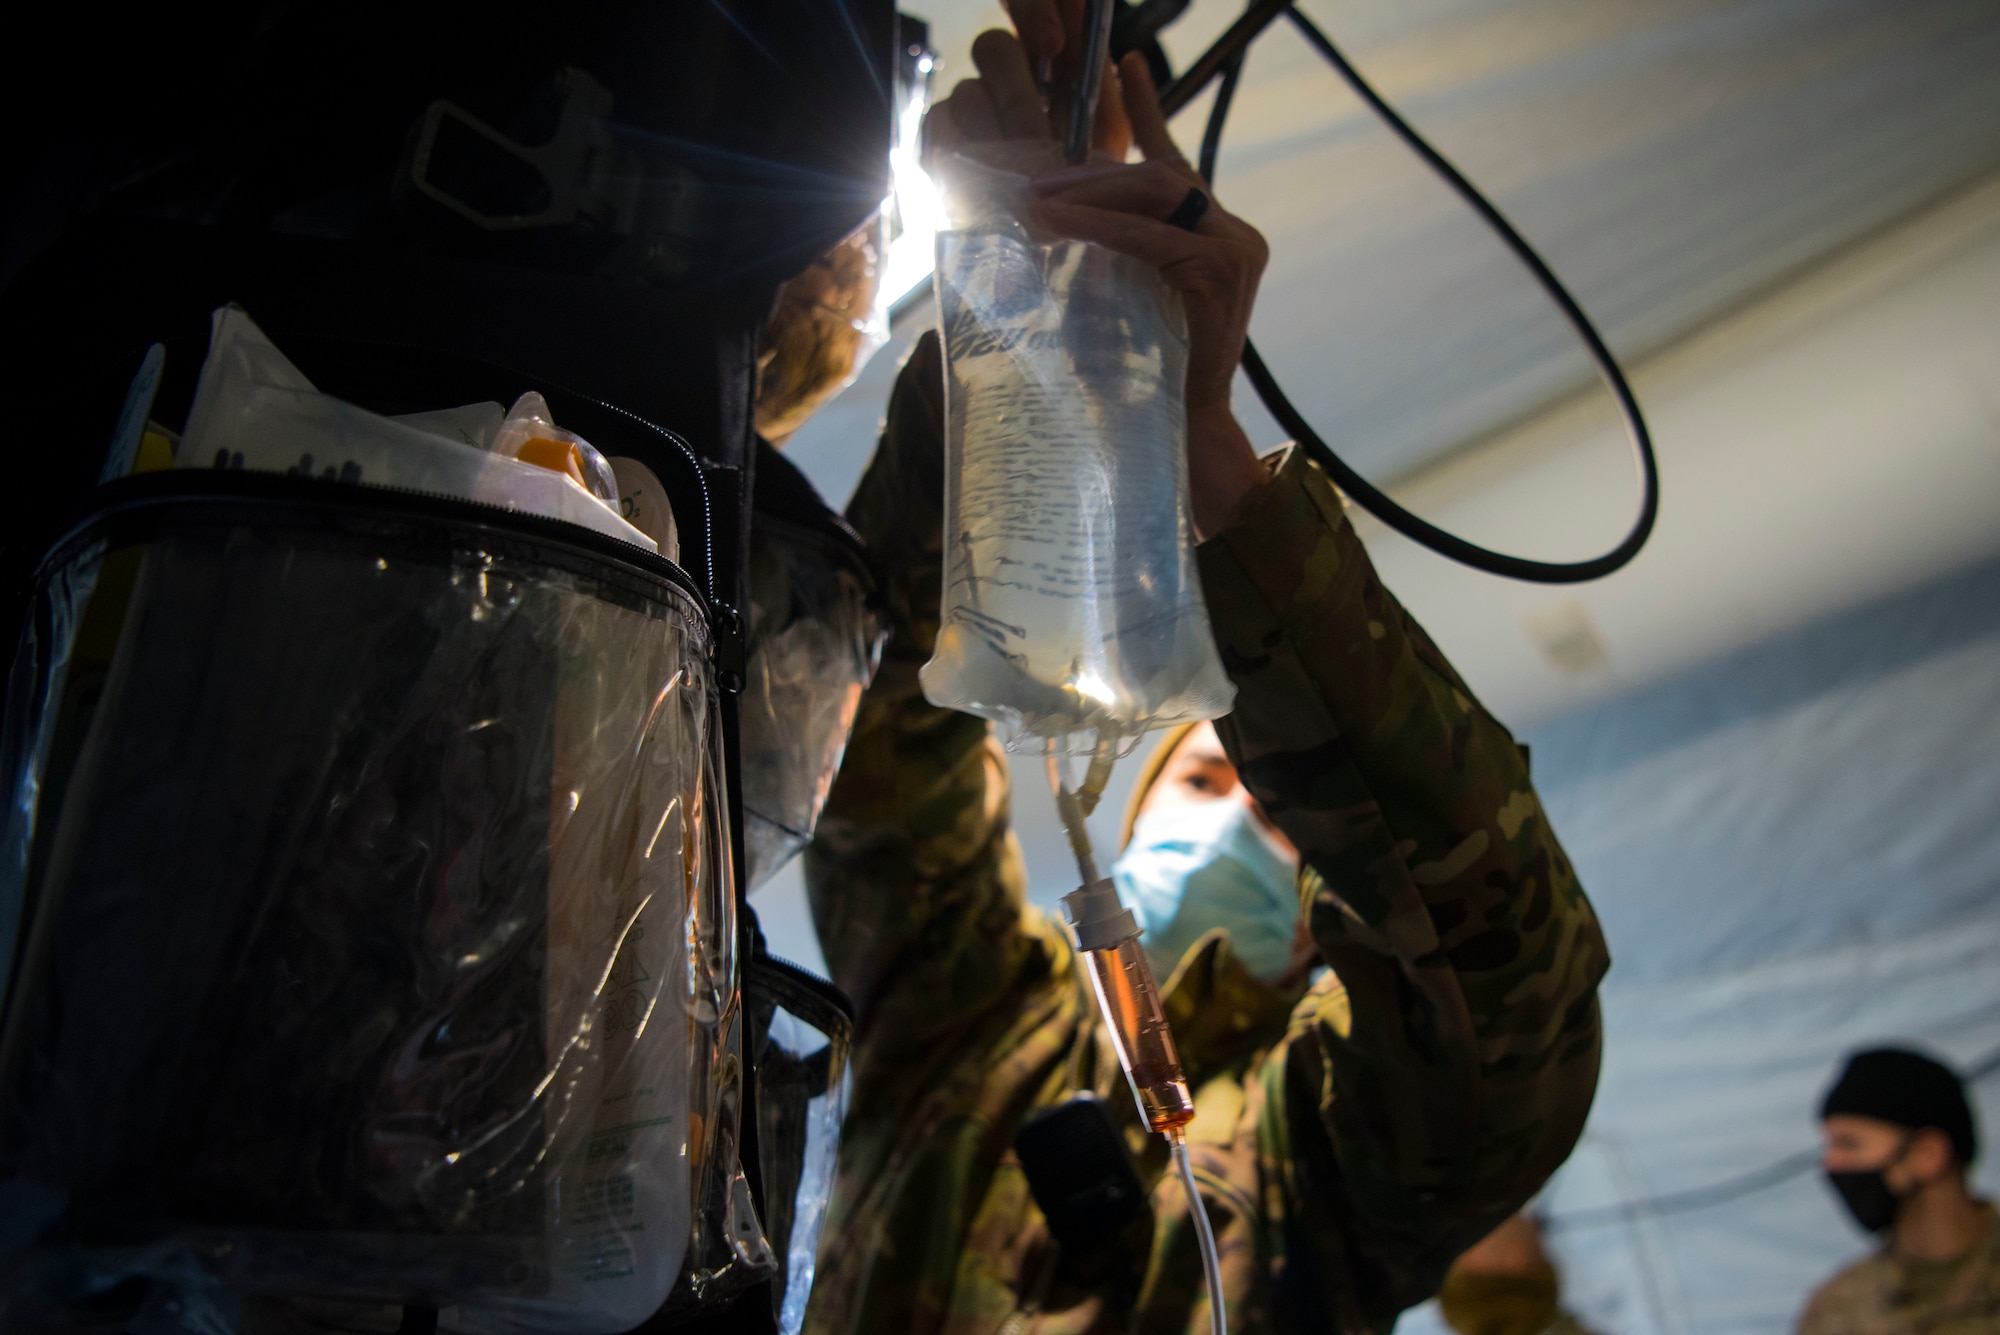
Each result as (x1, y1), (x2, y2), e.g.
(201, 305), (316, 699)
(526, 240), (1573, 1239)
(1181, 0), (1965, 1230)
(1197, 50), (1245, 179)
(1545, 1043), (2000, 1233)
(1159, 0), (1293, 118)
(1194, 3), (1660, 583)
(1543, 1147), (1823, 1235)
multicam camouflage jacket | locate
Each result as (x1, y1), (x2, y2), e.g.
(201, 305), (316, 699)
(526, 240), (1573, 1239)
(799, 333), (1609, 1335)
(1437, 1266), (1599, 1335)
(1797, 1205), (2000, 1335)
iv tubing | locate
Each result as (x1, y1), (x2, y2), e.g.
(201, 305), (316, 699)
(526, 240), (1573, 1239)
(1045, 742), (1103, 883)
(1173, 1128), (1227, 1335)
(1048, 744), (1227, 1332)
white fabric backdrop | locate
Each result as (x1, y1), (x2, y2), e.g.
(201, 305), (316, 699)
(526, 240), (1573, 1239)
(1397, 549), (2000, 1334)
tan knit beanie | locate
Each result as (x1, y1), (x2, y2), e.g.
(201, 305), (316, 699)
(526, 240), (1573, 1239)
(1117, 722), (1199, 851)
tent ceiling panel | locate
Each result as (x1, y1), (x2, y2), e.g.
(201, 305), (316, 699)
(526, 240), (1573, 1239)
(1144, 0), (2000, 478)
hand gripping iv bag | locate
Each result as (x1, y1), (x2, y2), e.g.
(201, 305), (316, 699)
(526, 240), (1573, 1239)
(919, 152), (1234, 755)
(0, 466), (739, 1333)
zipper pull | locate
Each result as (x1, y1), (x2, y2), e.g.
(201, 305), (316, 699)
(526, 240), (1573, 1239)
(712, 600), (746, 694)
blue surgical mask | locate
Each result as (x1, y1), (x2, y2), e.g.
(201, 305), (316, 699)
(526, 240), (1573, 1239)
(1112, 799), (1301, 983)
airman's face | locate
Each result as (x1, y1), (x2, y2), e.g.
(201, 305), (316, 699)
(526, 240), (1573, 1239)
(756, 229), (882, 442)
(1821, 1114), (1909, 1174)
(1130, 722), (1315, 983)
(1820, 1115), (1969, 1198)
(1134, 722), (1298, 864)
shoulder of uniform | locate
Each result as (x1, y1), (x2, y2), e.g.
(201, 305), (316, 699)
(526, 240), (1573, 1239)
(1802, 1248), (1896, 1324)
(1160, 931), (1305, 1080)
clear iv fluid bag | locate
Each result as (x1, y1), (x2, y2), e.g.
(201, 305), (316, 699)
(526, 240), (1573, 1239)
(920, 205), (1233, 754)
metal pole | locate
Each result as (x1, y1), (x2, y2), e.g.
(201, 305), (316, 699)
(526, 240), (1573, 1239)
(1158, 0), (1292, 118)
(1065, 0), (1118, 161)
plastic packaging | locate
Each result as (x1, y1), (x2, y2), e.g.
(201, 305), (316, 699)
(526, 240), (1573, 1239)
(493, 391), (621, 506)
(100, 342), (165, 481)
(393, 399), (507, 449)
(745, 957), (854, 1335)
(180, 306), (657, 553)
(738, 516), (884, 891)
(754, 219), (891, 443)
(0, 474), (733, 1333)
(919, 152), (1233, 756)
(608, 456), (681, 562)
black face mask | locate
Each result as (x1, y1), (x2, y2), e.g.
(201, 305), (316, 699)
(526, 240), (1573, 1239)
(1826, 1132), (1917, 1234)
(1827, 1168), (1904, 1234)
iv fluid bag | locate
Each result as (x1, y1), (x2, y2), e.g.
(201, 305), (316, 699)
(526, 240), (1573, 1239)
(921, 166), (1233, 755)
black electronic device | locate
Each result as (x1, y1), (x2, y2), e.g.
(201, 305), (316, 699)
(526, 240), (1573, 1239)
(1014, 1094), (1151, 1248)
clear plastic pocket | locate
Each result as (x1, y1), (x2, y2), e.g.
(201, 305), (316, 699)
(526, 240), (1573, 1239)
(0, 472), (738, 1334)
(746, 956), (853, 1335)
(738, 515), (884, 891)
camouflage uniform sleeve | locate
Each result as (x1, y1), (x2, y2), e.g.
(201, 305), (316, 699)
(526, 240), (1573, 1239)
(1792, 1256), (1886, 1335)
(1197, 446), (1610, 1326)
(802, 330), (1060, 1066)
(1794, 1283), (1840, 1335)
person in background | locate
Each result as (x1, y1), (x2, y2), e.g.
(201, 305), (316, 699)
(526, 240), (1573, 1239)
(1436, 1211), (1594, 1335)
(1798, 1047), (1998, 1334)
(1109, 720), (1317, 990)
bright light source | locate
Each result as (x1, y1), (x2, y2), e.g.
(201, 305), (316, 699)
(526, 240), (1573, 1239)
(1072, 670), (1116, 705)
(882, 84), (945, 310)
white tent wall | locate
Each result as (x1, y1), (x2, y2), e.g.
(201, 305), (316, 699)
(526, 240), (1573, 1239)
(1392, 547), (2000, 1335)
(1361, 170), (2000, 1332)
(892, 0), (2000, 482)
(1170, 0), (2000, 481)
(1352, 169), (2000, 732)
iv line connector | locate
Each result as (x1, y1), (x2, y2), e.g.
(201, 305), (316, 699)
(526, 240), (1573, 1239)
(1061, 877), (1141, 953)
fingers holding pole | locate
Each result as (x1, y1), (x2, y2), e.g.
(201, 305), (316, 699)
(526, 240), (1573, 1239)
(1116, 52), (1190, 171)
(1064, 0), (1116, 161)
(972, 29), (1053, 139)
(1002, 0), (1068, 82)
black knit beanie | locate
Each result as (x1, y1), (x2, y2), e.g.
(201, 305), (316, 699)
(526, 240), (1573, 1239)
(1820, 1047), (1978, 1166)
